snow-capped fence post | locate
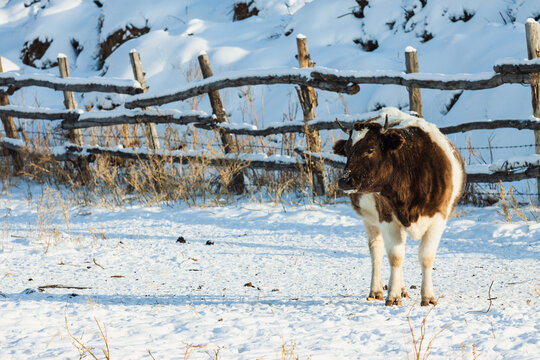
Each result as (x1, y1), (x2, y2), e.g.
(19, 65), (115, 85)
(57, 55), (84, 146)
(405, 47), (423, 118)
(197, 52), (245, 194)
(295, 35), (325, 196)
(58, 54), (91, 184)
(129, 50), (160, 151)
(525, 18), (540, 204)
(0, 57), (23, 173)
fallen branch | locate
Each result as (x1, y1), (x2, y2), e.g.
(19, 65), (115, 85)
(38, 284), (92, 291)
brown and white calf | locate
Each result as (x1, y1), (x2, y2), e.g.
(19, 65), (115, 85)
(333, 111), (465, 306)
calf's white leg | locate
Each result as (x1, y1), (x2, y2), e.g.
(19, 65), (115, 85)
(381, 222), (407, 306)
(365, 224), (384, 300)
(418, 215), (446, 306)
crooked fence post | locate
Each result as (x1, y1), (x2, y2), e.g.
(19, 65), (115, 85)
(58, 54), (91, 183)
(525, 18), (540, 205)
(405, 46), (423, 118)
(129, 50), (160, 151)
(296, 34), (325, 196)
(0, 56), (23, 173)
(197, 52), (245, 194)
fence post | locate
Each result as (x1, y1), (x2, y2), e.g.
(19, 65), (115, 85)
(525, 18), (540, 205)
(129, 50), (160, 150)
(296, 34), (325, 196)
(0, 57), (23, 173)
(57, 54), (91, 183)
(405, 46), (423, 118)
(197, 52), (245, 194)
(58, 55), (84, 146)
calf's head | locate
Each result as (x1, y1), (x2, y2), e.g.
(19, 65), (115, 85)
(333, 119), (404, 193)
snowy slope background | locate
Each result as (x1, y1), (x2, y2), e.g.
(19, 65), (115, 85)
(0, 1), (540, 359)
(1, 0), (540, 172)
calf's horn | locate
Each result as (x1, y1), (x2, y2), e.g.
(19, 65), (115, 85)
(335, 118), (350, 135)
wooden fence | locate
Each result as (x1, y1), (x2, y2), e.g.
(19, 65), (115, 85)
(1, 20), (540, 200)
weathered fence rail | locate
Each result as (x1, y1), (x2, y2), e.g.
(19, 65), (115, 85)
(0, 72), (143, 94)
(123, 68), (533, 109)
(0, 138), (302, 171)
(0, 105), (214, 129)
(1, 19), (540, 200)
(194, 114), (540, 136)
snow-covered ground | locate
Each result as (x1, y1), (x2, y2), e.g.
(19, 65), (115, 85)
(0, 184), (538, 359)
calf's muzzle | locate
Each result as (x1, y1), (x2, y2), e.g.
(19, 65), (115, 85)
(338, 169), (354, 191)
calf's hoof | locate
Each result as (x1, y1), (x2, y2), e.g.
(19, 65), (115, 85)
(367, 290), (384, 301)
(420, 298), (437, 306)
(385, 298), (402, 306)
(402, 289), (409, 298)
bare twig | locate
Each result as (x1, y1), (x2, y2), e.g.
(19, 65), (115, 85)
(93, 258), (105, 270)
(467, 281), (497, 314)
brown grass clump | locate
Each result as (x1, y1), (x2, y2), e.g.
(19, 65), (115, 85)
(2, 118), (339, 209)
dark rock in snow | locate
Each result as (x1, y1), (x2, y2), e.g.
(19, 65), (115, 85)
(176, 236), (186, 243)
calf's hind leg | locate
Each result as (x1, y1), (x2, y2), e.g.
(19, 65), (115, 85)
(418, 216), (446, 306)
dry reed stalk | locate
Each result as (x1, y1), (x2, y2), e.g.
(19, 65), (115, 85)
(35, 186), (60, 253)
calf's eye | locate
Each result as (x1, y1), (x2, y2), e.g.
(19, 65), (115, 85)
(367, 148), (374, 155)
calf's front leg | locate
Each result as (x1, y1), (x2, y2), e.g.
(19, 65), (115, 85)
(381, 222), (407, 306)
(365, 225), (384, 300)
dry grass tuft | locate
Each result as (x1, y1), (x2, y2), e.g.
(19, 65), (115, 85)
(498, 181), (538, 223)
(65, 312), (111, 360)
(280, 340), (311, 360)
(406, 302), (451, 360)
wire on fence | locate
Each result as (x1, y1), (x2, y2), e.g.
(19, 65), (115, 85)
(10, 131), (537, 151)
(457, 144), (535, 150)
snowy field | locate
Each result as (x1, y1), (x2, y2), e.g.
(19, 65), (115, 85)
(0, 184), (538, 359)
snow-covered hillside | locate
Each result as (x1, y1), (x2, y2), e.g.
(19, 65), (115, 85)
(1, 0), (539, 157)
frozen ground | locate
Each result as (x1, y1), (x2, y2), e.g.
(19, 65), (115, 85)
(0, 184), (538, 359)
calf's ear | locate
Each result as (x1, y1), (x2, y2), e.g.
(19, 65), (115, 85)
(332, 139), (347, 156)
(381, 131), (404, 152)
